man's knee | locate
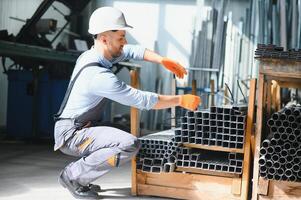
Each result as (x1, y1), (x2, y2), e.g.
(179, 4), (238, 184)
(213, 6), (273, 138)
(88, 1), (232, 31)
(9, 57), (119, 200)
(123, 137), (140, 152)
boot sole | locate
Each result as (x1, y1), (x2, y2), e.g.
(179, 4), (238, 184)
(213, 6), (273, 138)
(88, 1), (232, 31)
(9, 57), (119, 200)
(59, 173), (101, 199)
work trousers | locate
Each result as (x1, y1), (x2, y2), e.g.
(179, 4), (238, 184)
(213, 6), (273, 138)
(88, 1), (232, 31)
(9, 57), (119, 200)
(57, 124), (140, 186)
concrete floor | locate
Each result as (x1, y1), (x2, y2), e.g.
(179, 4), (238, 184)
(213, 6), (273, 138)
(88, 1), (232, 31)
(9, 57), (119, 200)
(0, 141), (171, 200)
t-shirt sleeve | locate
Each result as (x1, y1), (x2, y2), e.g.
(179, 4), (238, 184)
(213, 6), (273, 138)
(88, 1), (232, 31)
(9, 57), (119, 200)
(88, 70), (158, 110)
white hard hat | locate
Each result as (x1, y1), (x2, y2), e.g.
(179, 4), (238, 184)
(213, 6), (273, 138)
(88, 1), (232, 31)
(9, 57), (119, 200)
(88, 7), (133, 35)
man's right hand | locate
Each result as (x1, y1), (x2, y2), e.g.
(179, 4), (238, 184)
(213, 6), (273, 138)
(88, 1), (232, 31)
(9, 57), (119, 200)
(179, 94), (201, 111)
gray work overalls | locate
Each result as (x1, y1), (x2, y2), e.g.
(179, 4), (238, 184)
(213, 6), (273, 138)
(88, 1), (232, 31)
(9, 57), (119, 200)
(54, 62), (140, 186)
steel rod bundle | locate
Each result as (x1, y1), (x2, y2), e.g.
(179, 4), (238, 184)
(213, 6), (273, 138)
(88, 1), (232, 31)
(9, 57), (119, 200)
(136, 130), (179, 173)
(259, 104), (301, 182)
(176, 105), (247, 149)
(176, 148), (244, 174)
(137, 105), (247, 175)
(255, 44), (301, 61)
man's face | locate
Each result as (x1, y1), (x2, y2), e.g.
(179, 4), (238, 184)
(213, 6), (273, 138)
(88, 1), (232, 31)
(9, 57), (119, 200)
(105, 30), (127, 59)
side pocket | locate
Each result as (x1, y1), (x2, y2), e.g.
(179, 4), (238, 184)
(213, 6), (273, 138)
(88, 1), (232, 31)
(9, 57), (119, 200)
(76, 137), (93, 152)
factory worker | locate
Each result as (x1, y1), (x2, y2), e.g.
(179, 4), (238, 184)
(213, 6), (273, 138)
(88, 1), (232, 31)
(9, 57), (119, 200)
(54, 6), (201, 199)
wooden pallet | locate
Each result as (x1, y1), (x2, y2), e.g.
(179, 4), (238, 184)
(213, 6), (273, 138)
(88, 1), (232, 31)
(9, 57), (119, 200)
(130, 69), (256, 200)
(252, 58), (301, 200)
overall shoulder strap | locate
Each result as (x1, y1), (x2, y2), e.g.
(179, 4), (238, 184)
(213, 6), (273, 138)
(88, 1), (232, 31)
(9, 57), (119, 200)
(54, 62), (105, 121)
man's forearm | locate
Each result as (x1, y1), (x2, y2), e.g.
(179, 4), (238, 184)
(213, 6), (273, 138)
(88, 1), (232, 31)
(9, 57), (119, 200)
(153, 95), (181, 110)
(143, 49), (163, 64)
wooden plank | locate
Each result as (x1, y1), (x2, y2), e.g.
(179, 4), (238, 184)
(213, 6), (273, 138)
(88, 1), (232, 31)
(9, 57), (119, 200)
(268, 180), (301, 196)
(224, 84), (229, 105)
(252, 74), (265, 200)
(251, 134), (255, 157)
(192, 79), (197, 95)
(138, 184), (199, 200)
(276, 80), (301, 89)
(258, 59), (301, 78)
(266, 81), (272, 118)
(137, 170), (234, 189)
(138, 184), (240, 200)
(257, 180), (301, 199)
(232, 177), (242, 195)
(137, 170), (241, 200)
(176, 167), (240, 178)
(275, 82), (281, 111)
(130, 69), (140, 195)
(258, 195), (301, 200)
(183, 143), (244, 153)
(271, 80), (277, 111)
(241, 78), (257, 200)
(258, 177), (269, 195)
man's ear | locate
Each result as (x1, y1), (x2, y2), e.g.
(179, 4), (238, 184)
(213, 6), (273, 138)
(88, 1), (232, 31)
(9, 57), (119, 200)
(99, 34), (108, 44)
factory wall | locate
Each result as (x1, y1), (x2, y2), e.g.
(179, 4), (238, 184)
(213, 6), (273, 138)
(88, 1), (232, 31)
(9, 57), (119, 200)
(0, 0), (71, 129)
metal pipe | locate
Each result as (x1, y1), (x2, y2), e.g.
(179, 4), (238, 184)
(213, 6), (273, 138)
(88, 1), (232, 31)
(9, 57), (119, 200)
(278, 126), (285, 134)
(279, 113), (287, 121)
(284, 169), (293, 178)
(272, 113), (280, 120)
(286, 127), (293, 134)
(292, 164), (300, 173)
(294, 129), (300, 137)
(291, 122), (298, 129)
(279, 157), (286, 165)
(288, 134), (296, 142)
(280, 133), (288, 141)
(267, 119), (274, 126)
(273, 174), (281, 181)
(273, 161), (281, 169)
(267, 146), (274, 154)
(271, 154), (279, 162)
(293, 157), (300, 164)
(284, 107), (293, 116)
(285, 162), (293, 170)
(288, 175), (297, 182)
(293, 109), (300, 116)
(259, 156), (266, 166)
(270, 138), (278, 146)
(286, 155), (293, 163)
(274, 145), (282, 153)
(262, 139), (270, 148)
(275, 120), (282, 127)
(289, 148), (297, 156)
(266, 160), (273, 168)
(283, 142), (291, 149)
(280, 149), (288, 157)
(267, 174), (273, 179)
(277, 168), (284, 176)
(270, 126), (278, 133)
(288, 115), (296, 123)
(268, 168), (276, 176)
(282, 120), (290, 127)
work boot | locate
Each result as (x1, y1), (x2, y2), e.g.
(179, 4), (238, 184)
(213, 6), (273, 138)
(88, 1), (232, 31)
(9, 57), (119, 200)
(87, 184), (101, 192)
(59, 170), (100, 199)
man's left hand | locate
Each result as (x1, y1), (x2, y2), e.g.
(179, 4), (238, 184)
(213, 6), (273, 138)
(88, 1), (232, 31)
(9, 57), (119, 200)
(161, 57), (187, 79)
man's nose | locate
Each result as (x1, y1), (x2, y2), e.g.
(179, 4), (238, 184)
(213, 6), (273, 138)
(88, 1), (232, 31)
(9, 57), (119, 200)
(123, 38), (128, 45)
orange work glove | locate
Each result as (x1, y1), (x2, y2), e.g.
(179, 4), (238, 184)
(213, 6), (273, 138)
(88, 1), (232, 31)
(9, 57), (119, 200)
(179, 94), (201, 111)
(161, 57), (187, 79)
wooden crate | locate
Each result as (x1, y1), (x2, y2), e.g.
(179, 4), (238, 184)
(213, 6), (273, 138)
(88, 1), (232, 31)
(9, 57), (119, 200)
(130, 69), (256, 200)
(252, 58), (301, 200)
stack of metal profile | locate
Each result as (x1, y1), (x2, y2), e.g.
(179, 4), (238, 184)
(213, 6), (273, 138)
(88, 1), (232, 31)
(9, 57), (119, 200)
(175, 105), (247, 149)
(137, 105), (247, 174)
(255, 44), (301, 61)
(259, 104), (301, 182)
(136, 130), (180, 173)
(176, 148), (243, 174)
